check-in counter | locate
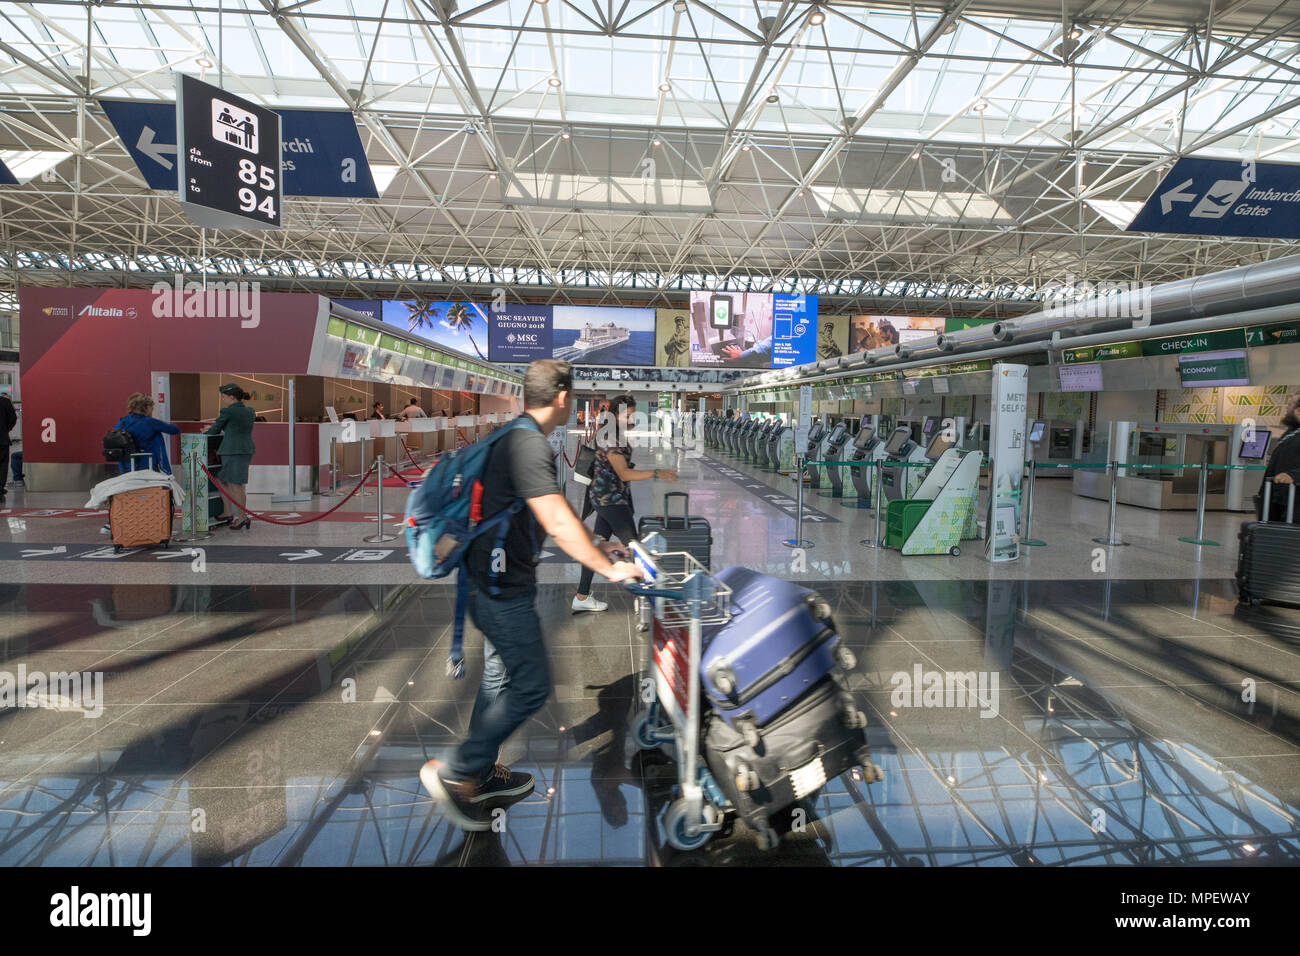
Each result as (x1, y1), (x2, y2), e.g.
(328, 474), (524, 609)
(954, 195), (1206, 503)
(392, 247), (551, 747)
(176, 422), (321, 496)
(319, 415), (503, 486)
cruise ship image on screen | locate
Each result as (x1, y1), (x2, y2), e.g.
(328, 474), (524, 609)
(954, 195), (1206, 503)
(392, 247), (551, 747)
(553, 321), (631, 361)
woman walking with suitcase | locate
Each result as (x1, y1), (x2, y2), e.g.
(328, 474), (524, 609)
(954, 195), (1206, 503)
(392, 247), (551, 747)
(572, 394), (676, 613)
(205, 383), (257, 531)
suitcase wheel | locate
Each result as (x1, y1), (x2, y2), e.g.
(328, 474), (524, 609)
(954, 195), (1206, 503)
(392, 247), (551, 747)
(740, 721), (761, 749)
(161, 539), (169, 549)
(804, 595), (833, 621)
(835, 645), (857, 672)
(113, 544), (123, 554)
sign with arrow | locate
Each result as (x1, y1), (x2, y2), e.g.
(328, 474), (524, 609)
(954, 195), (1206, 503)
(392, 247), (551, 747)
(100, 98), (379, 198)
(21, 546), (66, 558)
(280, 549), (323, 561)
(1127, 156), (1300, 240)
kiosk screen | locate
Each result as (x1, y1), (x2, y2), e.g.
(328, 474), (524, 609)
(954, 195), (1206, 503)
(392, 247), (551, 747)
(1238, 432), (1271, 460)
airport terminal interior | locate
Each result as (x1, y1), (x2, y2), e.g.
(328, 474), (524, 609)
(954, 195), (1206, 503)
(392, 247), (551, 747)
(2, 0), (1300, 869)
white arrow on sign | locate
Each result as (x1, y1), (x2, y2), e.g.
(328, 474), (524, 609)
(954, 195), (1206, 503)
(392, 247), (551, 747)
(1160, 177), (1197, 214)
(21, 546), (67, 557)
(136, 126), (177, 170)
(281, 549), (323, 561)
(537, 550), (556, 559)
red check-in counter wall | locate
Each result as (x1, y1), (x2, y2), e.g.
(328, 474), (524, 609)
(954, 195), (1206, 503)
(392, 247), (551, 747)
(18, 287), (327, 491)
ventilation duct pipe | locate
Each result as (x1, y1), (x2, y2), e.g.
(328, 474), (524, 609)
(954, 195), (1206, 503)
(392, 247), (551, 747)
(991, 253), (1300, 345)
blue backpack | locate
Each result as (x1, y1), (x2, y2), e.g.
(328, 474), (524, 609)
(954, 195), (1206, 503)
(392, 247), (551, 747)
(404, 416), (541, 678)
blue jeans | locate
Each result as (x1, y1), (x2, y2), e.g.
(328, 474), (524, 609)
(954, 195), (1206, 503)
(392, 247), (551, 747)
(448, 587), (550, 783)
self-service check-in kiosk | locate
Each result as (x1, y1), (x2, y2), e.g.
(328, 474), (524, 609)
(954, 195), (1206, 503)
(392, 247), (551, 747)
(750, 417), (774, 462)
(818, 420), (853, 498)
(880, 426), (928, 501)
(845, 416), (887, 508)
(800, 418), (826, 486)
(728, 413), (750, 456)
(764, 416), (791, 472)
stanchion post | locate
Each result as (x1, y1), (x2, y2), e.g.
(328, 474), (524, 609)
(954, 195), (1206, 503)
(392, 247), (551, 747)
(362, 456), (398, 543)
(782, 455), (812, 549)
(1091, 460), (1130, 547)
(273, 377), (311, 504)
(356, 436), (374, 497)
(1179, 449), (1219, 547)
(1021, 459), (1046, 547)
(1289, 483), (1296, 525)
(862, 457), (884, 549)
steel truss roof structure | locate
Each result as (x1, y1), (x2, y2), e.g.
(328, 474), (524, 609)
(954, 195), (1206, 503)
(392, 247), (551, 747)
(2, 0), (1299, 317)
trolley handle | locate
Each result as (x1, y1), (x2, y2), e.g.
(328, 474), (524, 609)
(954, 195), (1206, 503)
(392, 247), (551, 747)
(622, 581), (682, 599)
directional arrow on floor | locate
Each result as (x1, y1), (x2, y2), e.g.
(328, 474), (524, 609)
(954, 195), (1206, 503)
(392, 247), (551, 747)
(75, 511), (108, 517)
(269, 512), (302, 519)
(280, 549), (322, 561)
(21, 546), (67, 557)
(537, 550), (555, 559)
(155, 550), (194, 560)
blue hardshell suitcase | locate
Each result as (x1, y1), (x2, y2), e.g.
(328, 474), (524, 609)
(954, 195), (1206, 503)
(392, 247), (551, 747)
(700, 567), (852, 733)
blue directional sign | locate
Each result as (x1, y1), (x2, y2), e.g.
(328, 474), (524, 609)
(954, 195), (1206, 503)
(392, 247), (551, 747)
(1127, 156), (1300, 240)
(101, 99), (378, 198)
(0, 158), (17, 186)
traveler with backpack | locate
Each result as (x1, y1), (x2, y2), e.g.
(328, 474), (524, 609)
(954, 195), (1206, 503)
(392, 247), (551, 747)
(416, 359), (644, 830)
(108, 393), (180, 475)
(572, 394), (677, 613)
(98, 392), (180, 533)
(204, 384), (256, 530)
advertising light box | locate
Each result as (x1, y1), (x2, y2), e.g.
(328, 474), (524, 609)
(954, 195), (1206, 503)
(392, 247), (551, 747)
(769, 294), (819, 369)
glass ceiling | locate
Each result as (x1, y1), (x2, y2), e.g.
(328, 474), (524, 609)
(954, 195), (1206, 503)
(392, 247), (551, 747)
(2, 0), (1298, 159)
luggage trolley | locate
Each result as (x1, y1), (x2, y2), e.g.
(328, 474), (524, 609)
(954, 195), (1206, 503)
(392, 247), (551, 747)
(626, 535), (734, 851)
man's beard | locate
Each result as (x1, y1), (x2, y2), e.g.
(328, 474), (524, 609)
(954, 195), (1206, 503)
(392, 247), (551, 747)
(1284, 411), (1300, 430)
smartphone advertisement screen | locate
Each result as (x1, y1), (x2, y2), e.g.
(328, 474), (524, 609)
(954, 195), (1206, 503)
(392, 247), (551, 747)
(769, 294), (819, 369)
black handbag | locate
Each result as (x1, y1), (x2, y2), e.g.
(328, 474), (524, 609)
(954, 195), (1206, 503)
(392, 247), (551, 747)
(572, 443), (598, 486)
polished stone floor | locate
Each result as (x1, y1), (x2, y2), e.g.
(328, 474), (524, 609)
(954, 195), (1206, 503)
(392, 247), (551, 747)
(1, 443), (1297, 865)
(1, 575), (1298, 866)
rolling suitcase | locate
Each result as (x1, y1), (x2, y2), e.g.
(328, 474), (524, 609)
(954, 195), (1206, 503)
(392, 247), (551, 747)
(698, 566), (856, 738)
(109, 485), (173, 552)
(702, 677), (879, 850)
(1237, 480), (1300, 607)
(637, 491), (712, 573)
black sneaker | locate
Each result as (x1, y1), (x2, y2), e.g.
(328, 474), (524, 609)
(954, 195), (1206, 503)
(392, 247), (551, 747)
(473, 763), (535, 808)
(420, 760), (491, 831)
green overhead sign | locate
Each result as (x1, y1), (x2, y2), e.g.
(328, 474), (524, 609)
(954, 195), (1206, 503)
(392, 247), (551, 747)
(943, 317), (997, 333)
(1246, 320), (1300, 348)
(1140, 328), (1246, 357)
(345, 324), (379, 346)
(327, 316), (347, 337)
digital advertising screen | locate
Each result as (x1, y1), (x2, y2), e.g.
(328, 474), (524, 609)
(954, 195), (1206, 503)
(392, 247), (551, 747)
(688, 292), (773, 369)
(553, 306), (655, 366)
(849, 315), (943, 352)
(769, 294), (819, 369)
(380, 300), (491, 361)
(485, 303), (553, 364)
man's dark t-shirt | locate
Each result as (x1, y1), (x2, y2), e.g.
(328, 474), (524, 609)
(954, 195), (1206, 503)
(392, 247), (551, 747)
(465, 414), (562, 598)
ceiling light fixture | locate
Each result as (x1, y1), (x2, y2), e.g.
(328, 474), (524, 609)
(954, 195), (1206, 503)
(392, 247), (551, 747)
(548, 75), (561, 88)
(673, 0), (687, 11)
(808, 8), (825, 25)
(561, 126), (571, 139)
(195, 56), (213, 69)
(489, 172), (497, 180)
(973, 100), (989, 112)
(658, 81), (672, 93)
(766, 93), (779, 104)
(1069, 26), (1083, 40)
(652, 137), (661, 147)
(911, 150), (920, 159)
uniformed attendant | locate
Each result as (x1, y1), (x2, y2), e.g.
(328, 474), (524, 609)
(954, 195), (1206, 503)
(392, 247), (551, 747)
(205, 383), (257, 530)
(1258, 395), (1300, 521)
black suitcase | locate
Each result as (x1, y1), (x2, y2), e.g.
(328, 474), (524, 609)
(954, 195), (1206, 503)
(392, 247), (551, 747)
(702, 677), (882, 850)
(637, 491), (712, 574)
(1238, 481), (1300, 607)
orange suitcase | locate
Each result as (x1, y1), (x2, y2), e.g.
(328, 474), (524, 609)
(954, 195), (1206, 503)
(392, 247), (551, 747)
(109, 486), (173, 552)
